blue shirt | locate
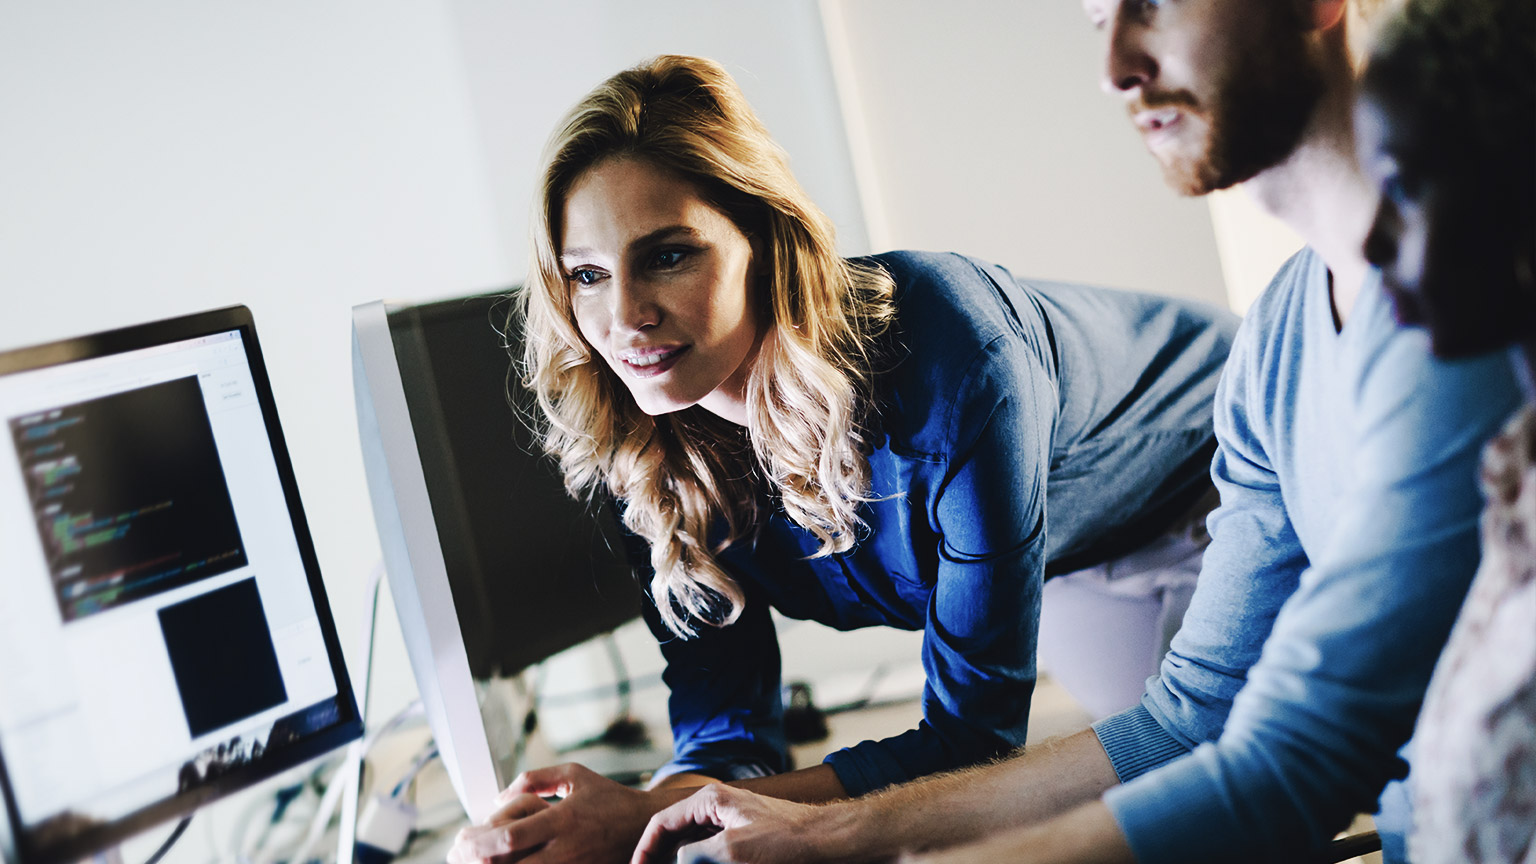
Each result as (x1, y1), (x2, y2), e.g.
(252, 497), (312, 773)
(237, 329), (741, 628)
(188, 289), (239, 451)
(640, 250), (1238, 795)
(1092, 249), (1522, 862)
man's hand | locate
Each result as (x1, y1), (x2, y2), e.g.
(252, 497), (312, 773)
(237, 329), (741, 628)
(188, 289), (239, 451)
(632, 783), (847, 864)
(448, 763), (675, 864)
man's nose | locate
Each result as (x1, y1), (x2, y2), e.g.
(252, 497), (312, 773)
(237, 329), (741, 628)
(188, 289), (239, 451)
(1102, 12), (1157, 95)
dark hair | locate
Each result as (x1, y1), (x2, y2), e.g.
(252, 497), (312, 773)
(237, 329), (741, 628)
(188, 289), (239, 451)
(1364, 0), (1535, 192)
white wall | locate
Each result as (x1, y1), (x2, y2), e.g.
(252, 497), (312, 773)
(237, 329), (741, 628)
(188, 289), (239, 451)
(827, 0), (1230, 307)
(0, 0), (511, 854)
(1208, 188), (1305, 313)
(448, 0), (873, 274)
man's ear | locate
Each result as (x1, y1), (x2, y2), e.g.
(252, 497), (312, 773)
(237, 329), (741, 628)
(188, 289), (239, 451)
(1301, 0), (1349, 32)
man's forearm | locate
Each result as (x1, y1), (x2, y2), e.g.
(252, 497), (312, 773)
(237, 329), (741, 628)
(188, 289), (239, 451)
(906, 801), (1135, 864)
(819, 728), (1122, 859)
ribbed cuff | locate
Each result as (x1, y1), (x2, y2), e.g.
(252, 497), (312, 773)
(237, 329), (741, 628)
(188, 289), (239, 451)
(1093, 704), (1191, 782)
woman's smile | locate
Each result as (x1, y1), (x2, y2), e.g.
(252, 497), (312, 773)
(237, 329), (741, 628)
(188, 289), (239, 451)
(618, 344), (689, 376)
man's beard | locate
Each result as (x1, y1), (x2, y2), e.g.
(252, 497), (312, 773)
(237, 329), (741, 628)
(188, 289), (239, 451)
(1144, 28), (1326, 196)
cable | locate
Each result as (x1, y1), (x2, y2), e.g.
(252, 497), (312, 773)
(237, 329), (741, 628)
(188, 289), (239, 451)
(532, 671), (664, 708)
(250, 561), (398, 864)
(270, 698), (425, 864)
(337, 560), (389, 864)
(240, 777), (313, 863)
(602, 633), (632, 718)
(501, 671), (538, 778)
(824, 663), (891, 714)
(139, 815), (191, 864)
(391, 743), (440, 799)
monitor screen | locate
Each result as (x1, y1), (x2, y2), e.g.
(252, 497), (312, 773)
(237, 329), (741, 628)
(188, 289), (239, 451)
(0, 307), (361, 864)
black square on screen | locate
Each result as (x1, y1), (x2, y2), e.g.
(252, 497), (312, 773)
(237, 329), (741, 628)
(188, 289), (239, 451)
(158, 578), (287, 738)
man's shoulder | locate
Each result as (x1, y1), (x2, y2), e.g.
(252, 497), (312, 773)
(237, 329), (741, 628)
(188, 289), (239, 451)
(1241, 247), (1324, 332)
(1216, 247), (1322, 397)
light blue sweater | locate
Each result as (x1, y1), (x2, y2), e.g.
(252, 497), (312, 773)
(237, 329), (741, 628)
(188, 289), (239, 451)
(1092, 249), (1522, 862)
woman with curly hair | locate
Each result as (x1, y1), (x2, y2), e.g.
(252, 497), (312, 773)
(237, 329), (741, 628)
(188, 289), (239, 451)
(449, 54), (1236, 864)
(1354, 0), (1536, 859)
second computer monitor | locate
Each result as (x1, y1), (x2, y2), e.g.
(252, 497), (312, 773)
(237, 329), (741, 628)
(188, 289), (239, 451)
(352, 291), (642, 821)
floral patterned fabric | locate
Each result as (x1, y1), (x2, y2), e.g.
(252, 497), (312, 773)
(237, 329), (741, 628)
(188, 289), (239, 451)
(1412, 404), (1536, 864)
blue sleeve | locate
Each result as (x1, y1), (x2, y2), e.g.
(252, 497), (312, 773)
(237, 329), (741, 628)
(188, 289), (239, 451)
(1093, 306), (1307, 775)
(1103, 325), (1521, 861)
(642, 583), (790, 784)
(825, 336), (1054, 795)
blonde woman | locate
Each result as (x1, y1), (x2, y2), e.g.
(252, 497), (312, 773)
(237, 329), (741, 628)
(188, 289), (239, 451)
(449, 55), (1236, 864)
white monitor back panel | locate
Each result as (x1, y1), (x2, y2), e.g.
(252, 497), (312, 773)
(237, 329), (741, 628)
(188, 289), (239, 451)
(351, 300), (503, 823)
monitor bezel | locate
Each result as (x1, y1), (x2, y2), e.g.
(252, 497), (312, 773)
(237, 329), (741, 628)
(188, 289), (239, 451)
(0, 305), (362, 864)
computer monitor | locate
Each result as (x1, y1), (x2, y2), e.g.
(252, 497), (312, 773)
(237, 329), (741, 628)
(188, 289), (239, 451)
(0, 306), (362, 864)
(351, 292), (641, 824)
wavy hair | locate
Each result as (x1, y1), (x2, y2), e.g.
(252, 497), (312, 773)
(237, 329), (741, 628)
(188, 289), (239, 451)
(518, 55), (895, 637)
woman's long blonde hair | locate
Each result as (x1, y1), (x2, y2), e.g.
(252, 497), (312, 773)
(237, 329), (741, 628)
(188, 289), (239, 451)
(519, 55), (895, 638)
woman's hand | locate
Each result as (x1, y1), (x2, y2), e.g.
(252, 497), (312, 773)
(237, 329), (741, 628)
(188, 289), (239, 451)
(447, 763), (671, 864)
(631, 783), (841, 864)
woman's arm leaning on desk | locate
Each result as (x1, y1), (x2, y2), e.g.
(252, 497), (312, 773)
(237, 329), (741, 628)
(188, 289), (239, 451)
(632, 727), (1121, 864)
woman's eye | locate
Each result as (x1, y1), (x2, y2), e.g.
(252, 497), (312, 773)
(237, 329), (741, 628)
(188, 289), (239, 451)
(567, 268), (606, 288)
